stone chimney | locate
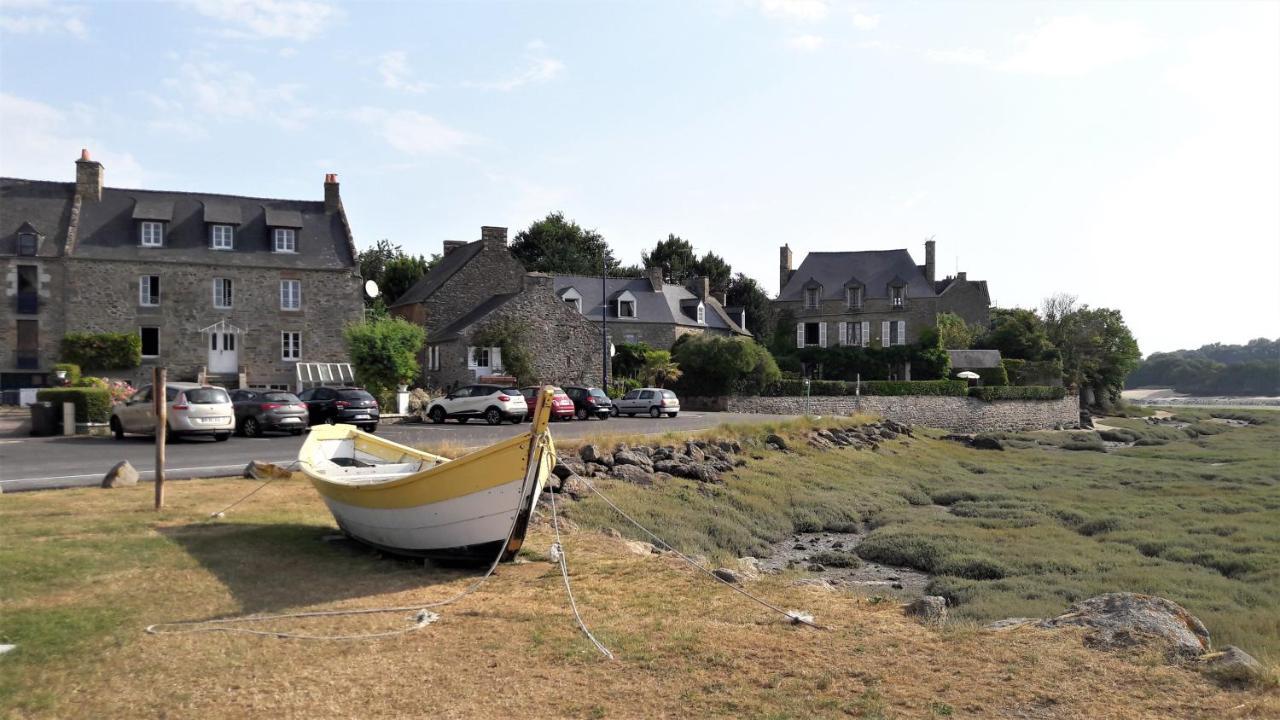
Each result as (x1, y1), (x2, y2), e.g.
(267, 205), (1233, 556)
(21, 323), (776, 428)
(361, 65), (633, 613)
(442, 240), (467, 255)
(75, 148), (103, 202)
(688, 275), (709, 300)
(957, 271), (967, 281)
(779, 244), (793, 294)
(324, 173), (340, 213)
(646, 267), (664, 292)
(480, 226), (507, 248)
(924, 239), (936, 284)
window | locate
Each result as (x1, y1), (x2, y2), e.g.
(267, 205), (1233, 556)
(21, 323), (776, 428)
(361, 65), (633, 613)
(274, 228), (297, 253)
(280, 279), (301, 310)
(469, 346), (491, 368)
(211, 224), (234, 250)
(140, 222), (163, 247)
(804, 287), (820, 309)
(891, 286), (905, 308)
(565, 297), (581, 312)
(618, 300), (636, 318)
(282, 331), (301, 361)
(696, 303), (705, 324)
(213, 278), (233, 308)
(804, 323), (820, 345)
(140, 327), (160, 357)
(211, 333), (236, 351)
(844, 321), (863, 346)
(847, 286), (862, 309)
(139, 275), (160, 306)
(427, 345), (440, 371)
(17, 233), (36, 256)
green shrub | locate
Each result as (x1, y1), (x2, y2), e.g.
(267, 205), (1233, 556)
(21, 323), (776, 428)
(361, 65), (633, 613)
(1075, 517), (1126, 536)
(1004, 358), (1064, 386)
(855, 532), (944, 572)
(937, 555), (1009, 580)
(809, 550), (862, 568)
(899, 487), (932, 506)
(672, 335), (781, 396)
(35, 387), (112, 423)
(968, 386), (1066, 401)
(960, 365), (1008, 387)
(345, 316), (427, 399)
(52, 363), (81, 385)
(60, 332), (141, 370)
(929, 489), (979, 506)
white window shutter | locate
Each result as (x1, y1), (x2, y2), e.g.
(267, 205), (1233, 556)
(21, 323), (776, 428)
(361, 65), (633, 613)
(861, 321), (870, 347)
(796, 322), (805, 349)
(897, 320), (906, 346)
(837, 321), (846, 346)
(819, 322), (827, 348)
(467, 346), (477, 368)
(881, 321), (890, 348)
(491, 347), (502, 372)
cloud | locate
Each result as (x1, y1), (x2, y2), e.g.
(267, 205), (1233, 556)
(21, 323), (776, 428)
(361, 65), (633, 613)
(785, 34), (825, 51)
(1000, 16), (1158, 76)
(925, 47), (990, 66)
(0, 0), (88, 38)
(157, 60), (314, 131)
(0, 92), (144, 185)
(756, 0), (828, 22)
(851, 12), (879, 30)
(378, 50), (432, 94)
(464, 40), (564, 91)
(352, 108), (474, 156)
(183, 0), (338, 41)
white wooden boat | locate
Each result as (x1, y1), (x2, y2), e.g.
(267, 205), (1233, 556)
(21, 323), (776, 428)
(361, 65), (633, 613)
(298, 386), (557, 562)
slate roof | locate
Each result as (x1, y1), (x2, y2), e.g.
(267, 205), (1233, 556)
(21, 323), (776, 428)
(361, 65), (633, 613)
(947, 349), (1004, 369)
(552, 275), (748, 335)
(389, 240), (483, 307)
(779, 249), (936, 301)
(435, 292), (522, 341)
(0, 177), (356, 270)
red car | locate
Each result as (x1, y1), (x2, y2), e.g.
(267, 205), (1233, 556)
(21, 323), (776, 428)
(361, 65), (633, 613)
(520, 386), (575, 421)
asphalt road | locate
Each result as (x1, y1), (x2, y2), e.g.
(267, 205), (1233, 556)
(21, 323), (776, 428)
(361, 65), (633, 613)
(0, 411), (795, 493)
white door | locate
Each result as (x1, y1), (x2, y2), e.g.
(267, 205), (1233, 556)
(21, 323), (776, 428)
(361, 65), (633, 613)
(208, 332), (239, 373)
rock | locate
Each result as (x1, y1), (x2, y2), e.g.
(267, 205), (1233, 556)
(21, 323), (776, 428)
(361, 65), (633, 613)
(623, 540), (656, 556)
(613, 450), (653, 471)
(831, 541), (843, 549)
(578, 444), (604, 464)
(879, 428), (898, 440)
(552, 461), (574, 480)
(602, 527), (622, 539)
(691, 464), (722, 483)
(610, 464), (653, 485)
(765, 433), (788, 451)
(807, 563), (826, 572)
(102, 460), (138, 488)
(985, 617), (1040, 631)
(712, 567), (741, 584)
(559, 474), (589, 500)
(942, 433), (976, 446)
(971, 435), (1005, 451)
(736, 556), (762, 580)
(906, 596), (948, 625)
(1197, 645), (1266, 688)
(791, 578), (837, 591)
(684, 442), (706, 463)
(561, 458), (586, 476)
(1040, 593), (1211, 659)
(793, 543), (806, 550)
(584, 462), (609, 477)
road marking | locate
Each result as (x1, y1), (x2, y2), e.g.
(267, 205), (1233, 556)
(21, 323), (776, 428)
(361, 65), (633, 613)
(0, 459), (294, 485)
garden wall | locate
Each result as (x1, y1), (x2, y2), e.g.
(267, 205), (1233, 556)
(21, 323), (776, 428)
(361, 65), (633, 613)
(686, 394), (1079, 433)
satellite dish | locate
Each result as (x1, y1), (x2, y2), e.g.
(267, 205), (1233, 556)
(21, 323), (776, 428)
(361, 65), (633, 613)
(364, 280), (380, 298)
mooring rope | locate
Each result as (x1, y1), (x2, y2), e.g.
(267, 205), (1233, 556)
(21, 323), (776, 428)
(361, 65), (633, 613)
(545, 442), (614, 659)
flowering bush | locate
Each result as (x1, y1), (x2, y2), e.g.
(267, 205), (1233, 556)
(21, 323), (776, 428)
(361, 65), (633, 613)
(78, 376), (136, 404)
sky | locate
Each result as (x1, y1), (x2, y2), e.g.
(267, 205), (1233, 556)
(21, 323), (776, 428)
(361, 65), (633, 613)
(1, 0), (1277, 355)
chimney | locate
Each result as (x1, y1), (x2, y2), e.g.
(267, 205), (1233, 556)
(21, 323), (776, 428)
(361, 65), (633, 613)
(779, 244), (793, 294)
(442, 240), (467, 255)
(646, 267), (664, 292)
(924, 239), (936, 284)
(957, 271), (967, 281)
(75, 148), (103, 202)
(324, 173), (340, 213)
(713, 291), (727, 305)
(688, 275), (709, 300)
(480, 226), (507, 247)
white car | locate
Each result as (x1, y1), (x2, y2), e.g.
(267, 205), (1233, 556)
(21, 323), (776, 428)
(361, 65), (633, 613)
(425, 384), (527, 425)
(110, 382), (234, 441)
(613, 387), (680, 418)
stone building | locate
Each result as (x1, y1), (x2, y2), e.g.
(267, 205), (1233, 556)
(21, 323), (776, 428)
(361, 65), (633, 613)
(388, 227), (605, 390)
(552, 268), (750, 348)
(0, 150), (363, 390)
(775, 239), (990, 353)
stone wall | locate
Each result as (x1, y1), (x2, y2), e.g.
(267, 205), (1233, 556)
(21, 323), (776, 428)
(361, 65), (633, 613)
(936, 278), (990, 327)
(62, 258), (362, 388)
(417, 240), (526, 336)
(0, 256), (66, 382)
(715, 393), (1079, 433)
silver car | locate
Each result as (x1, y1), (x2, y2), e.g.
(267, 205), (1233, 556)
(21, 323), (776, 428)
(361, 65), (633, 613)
(613, 387), (680, 418)
(110, 382), (234, 441)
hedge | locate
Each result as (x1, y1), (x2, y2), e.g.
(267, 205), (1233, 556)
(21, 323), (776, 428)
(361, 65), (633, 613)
(1003, 358), (1063, 387)
(968, 386), (1066, 402)
(53, 363), (82, 385)
(764, 379), (968, 397)
(35, 387), (113, 423)
(61, 332), (142, 370)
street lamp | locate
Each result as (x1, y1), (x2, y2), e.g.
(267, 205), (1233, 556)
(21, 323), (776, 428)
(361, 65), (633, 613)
(601, 252), (609, 390)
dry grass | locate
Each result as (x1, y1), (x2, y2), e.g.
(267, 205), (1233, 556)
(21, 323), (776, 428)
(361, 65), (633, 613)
(2, 479), (1275, 719)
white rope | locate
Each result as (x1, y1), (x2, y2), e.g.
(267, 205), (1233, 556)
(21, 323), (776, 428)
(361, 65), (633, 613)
(580, 477), (825, 630)
(546, 451), (614, 659)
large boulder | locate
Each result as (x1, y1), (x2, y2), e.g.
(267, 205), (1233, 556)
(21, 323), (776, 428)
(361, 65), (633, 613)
(906, 596), (948, 626)
(578, 444), (612, 466)
(764, 434), (788, 451)
(610, 464), (653, 485)
(1040, 593), (1211, 659)
(102, 460), (138, 489)
(558, 474), (590, 500)
(612, 450), (653, 472)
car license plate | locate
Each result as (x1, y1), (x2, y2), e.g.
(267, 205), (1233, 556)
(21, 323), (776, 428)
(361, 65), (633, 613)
(354, 414), (370, 420)
(201, 417), (228, 424)
(279, 417), (300, 424)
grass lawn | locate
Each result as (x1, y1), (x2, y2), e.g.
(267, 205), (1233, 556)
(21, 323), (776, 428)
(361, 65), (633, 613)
(0, 411), (1276, 718)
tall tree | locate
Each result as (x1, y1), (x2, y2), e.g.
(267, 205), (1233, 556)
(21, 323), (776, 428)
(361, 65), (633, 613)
(980, 307), (1055, 360)
(509, 212), (619, 275)
(725, 273), (776, 339)
(1041, 294), (1141, 407)
(694, 251), (732, 297)
(640, 234), (698, 282)
(357, 239), (438, 311)
(936, 312), (980, 350)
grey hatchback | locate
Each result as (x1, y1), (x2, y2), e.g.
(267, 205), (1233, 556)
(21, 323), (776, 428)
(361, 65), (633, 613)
(230, 389), (309, 437)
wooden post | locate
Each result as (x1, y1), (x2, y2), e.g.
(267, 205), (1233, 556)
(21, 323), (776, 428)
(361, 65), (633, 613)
(154, 367), (167, 510)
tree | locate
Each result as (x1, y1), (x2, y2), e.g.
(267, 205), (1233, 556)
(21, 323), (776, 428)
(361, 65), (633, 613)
(980, 307), (1055, 360)
(671, 335), (781, 396)
(1041, 294), (1140, 407)
(641, 235), (698, 283)
(725, 273), (776, 340)
(509, 212), (620, 275)
(694, 251), (732, 297)
(345, 317), (427, 400)
(936, 312), (980, 350)
(641, 349), (682, 388)
(612, 342), (651, 378)
(357, 239), (438, 310)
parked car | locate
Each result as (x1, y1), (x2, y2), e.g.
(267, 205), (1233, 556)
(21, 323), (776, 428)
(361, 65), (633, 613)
(613, 387), (680, 418)
(110, 382), (233, 441)
(519, 386), (574, 421)
(297, 386), (380, 432)
(230, 389), (309, 437)
(562, 385), (613, 420)
(425, 385), (527, 425)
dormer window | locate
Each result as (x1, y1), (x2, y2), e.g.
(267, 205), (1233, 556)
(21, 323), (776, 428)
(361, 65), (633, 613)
(141, 222), (164, 247)
(891, 286), (905, 308)
(17, 232), (37, 256)
(804, 287), (820, 309)
(211, 224), (234, 250)
(274, 228), (297, 253)
(696, 302), (705, 324)
(560, 286), (583, 313)
(846, 286), (863, 309)
(618, 299), (636, 318)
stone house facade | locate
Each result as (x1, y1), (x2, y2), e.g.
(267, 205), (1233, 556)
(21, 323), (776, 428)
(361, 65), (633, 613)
(389, 227), (604, 390)
(0, 151), (363, 390)
(775, 239), (990, 354)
